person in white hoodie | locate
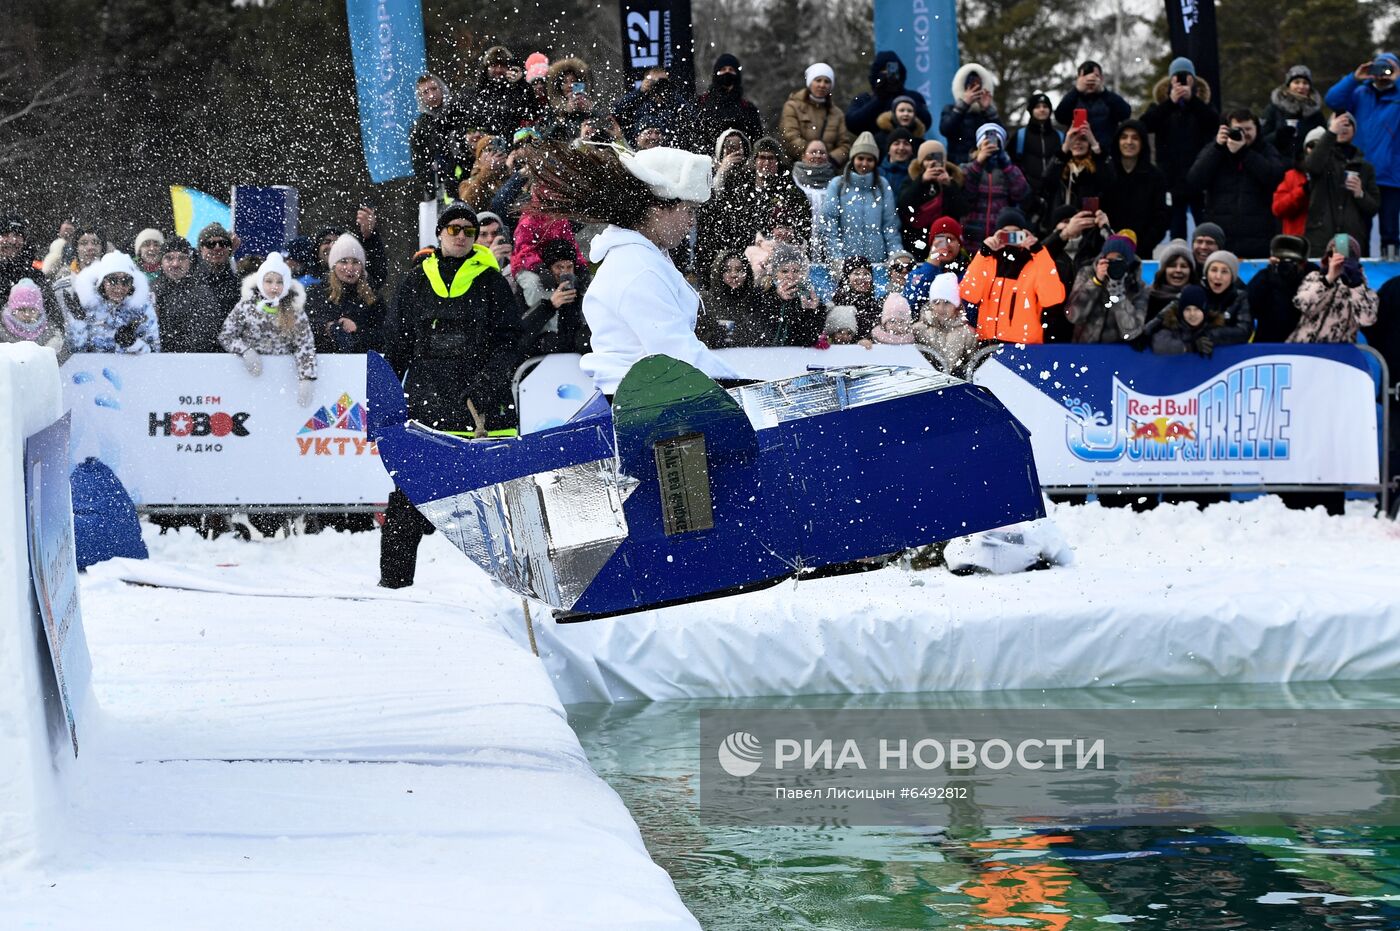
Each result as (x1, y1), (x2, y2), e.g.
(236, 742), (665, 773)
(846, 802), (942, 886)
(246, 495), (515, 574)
(532, 142), (739, 395)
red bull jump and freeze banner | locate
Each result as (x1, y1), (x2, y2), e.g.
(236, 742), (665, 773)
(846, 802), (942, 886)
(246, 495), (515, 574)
(346, 0), (427, 183)
(975, 345), (1381, 490)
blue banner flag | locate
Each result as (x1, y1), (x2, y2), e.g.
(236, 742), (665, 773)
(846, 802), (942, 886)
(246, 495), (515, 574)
(873, 0), (959, 145)
(346, 0), (427, 183)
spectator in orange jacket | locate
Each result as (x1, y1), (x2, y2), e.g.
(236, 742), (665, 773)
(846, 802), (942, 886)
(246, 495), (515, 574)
(959, 208), (1066, 344)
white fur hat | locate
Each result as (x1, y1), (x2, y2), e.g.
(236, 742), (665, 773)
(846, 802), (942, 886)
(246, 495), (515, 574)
(256, 252), (293, 288)
(824, 304), (858, 333)
(621, 146), (713, 204)
(927, 272), (962, 307)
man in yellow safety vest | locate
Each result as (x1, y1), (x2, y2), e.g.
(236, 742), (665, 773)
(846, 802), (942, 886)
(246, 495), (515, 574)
(379, 201), (525, 588)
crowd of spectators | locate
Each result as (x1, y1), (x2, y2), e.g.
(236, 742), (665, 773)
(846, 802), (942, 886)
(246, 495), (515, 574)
(1, 45), (1396, 508)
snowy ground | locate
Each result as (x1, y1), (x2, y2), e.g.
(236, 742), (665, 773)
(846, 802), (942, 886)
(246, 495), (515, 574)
(0, 527), (696, 930)
(2, 497), (1397, 927)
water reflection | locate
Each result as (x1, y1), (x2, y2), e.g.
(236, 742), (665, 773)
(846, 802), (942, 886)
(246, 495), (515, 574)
(569, 681), (1400, 930)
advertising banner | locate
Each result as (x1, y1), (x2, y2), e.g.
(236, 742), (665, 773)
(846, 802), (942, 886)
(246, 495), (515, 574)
(346, 0), (427, 183)
(61, 354), (393, 507)
(974, 344), (1380, 488)
(873, 0), (959, 141)
(24, 413), (90, 756)
(619, 0), (696, 93)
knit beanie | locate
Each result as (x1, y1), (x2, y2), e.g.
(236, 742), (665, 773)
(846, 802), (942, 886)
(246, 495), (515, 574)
(805, 63), (835, 88)
(1101, 234), (1136, 259)
(1193, 222), (1226, 246)
(824, 304), (858, 333)
(888, 127), (914, 146)
(891, 94), (917, 111)
(1153, 238), (1195, 269)
(1270, 234), (1309, 262)
(133, 228), (164, 253)
(328, 233), (366, 266)
(1203, 249), (1240, 282)
(197, 222), (232, 246)
(916, 140), (946, 163)
(994, 207), (1028, 231)
(1304, 125), (1328, 147)
(849, 131), (880, 161)
(1178, 284), (1208, 311)
(929, 216), (963, 241)
(1169, 57), (1196, 78)
(1285, 64), (1312, 84)
(927, 272), (961, 306)
(1027, 92), (1052, 113)
(436, 201), (478, 235)
(525, 52), (550, 83)
(976, 123), (1007, 148)
(6, 277), (43, 312)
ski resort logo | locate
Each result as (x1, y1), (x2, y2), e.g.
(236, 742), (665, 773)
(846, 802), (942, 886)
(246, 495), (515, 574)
(1063, 362), (1293, 464)
(718, 731), (764, 777)
(295, 393), (379, 458)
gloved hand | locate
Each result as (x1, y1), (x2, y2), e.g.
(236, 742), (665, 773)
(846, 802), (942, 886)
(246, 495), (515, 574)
(1128, 331), (1151, 351)
(113, 321), (139, 348)
(296, 378), (315, 408)
(1195, 335), (1214, 358)
(242, 349), (262, 376)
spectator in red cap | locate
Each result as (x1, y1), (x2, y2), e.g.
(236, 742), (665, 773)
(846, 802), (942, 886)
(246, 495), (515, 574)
(904, 216), (968, 307)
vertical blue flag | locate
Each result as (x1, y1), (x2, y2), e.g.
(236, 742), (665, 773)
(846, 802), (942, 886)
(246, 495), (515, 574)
(874, 0), (959, 146)
(346, 0), (427, 183)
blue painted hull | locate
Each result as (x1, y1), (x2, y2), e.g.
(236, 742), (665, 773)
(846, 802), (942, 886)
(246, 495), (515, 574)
(367, 352), (1045, 621)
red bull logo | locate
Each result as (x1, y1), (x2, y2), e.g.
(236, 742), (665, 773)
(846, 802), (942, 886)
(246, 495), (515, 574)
(1128, 417), (1197, 445)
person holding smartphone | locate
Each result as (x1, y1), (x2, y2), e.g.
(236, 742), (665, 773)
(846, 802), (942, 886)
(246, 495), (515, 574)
(1325, 53), (1400, 258)
(1142, 56), (1219, 240)
(1053, 61), (1131, 150)
(958, 207), (1065, 344)
(1303, 113), (1380, 257)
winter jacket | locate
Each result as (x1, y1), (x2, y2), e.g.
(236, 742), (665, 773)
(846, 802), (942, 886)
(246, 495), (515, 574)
(1141, 75), (1218, 188)
(695, 76), (764, 148)
(1139, 303), (1224, 355)
(546, 57), (594, 114)
(959, 242), (1066, 344)
(304, 280), (385, 354)
(1012, 118), (1064, 227)
(1049, 150), (1116, 213)
(959, 157), (1030, 249)
(913, 305), (978, 373)
(752, 284), (824, 347)
(1053, 86), (1131, 149)
(1260, 85), (1326, 161)
(460, 73), (534, 137)
(1303, 131), (1381, 257)
(896, 167), (968, 255)
(218, 275), (315, 379)
(819, 171), (902, 266)
(847, 51), (933, 136)
(696, 251), (761, 348)
(904, 254), (969, 308)
(197, 259), (242, 318)
(1272, 169), (1310, 237)
(1202, 283), (1253, 345)
(0, 298), (65, 358)
(409, 75), (466, 198)
(878, 155), (914, 198)
(1102, 119), (1170, 250)
(516, 265), (591, 356)
(1287, 270), (1378, 343)
(1187, 137), (1286, 258)
(779, 88), (852, 164)
(1248, 262), (1320, 343)
(698, 166), (811, 273)
(513, 212), (586, 276)
(1324, 60), (1400, 187)
(940, 63), (1000, 165)
(64, 254), (161, 354)
(1065, 263), (1148, 344)
(154, 275), (223, 353)
(382, 246), (523, 431)
(580, 226), (738, 394)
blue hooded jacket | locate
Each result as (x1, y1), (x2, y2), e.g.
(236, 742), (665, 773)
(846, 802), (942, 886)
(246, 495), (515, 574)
(847, 52), (933, 136)
(1325, 52), (1400, 187)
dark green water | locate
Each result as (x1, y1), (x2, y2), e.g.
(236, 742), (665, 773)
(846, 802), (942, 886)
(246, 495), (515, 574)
(569, 681), (1400, 930)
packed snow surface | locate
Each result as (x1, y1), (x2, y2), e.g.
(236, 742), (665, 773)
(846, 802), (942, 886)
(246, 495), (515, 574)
(4, 496), (1397, 927)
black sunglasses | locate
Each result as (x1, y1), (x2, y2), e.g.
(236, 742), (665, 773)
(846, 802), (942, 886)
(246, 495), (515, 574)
(202, 239), (232, 249)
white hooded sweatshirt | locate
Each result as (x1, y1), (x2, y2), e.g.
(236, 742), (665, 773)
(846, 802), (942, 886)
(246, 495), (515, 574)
(580, 225), (738, 394)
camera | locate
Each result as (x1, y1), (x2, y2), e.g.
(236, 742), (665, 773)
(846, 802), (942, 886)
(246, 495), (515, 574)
(1004, 230), (1027, 246)
(1226, 126), (1244, 142)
